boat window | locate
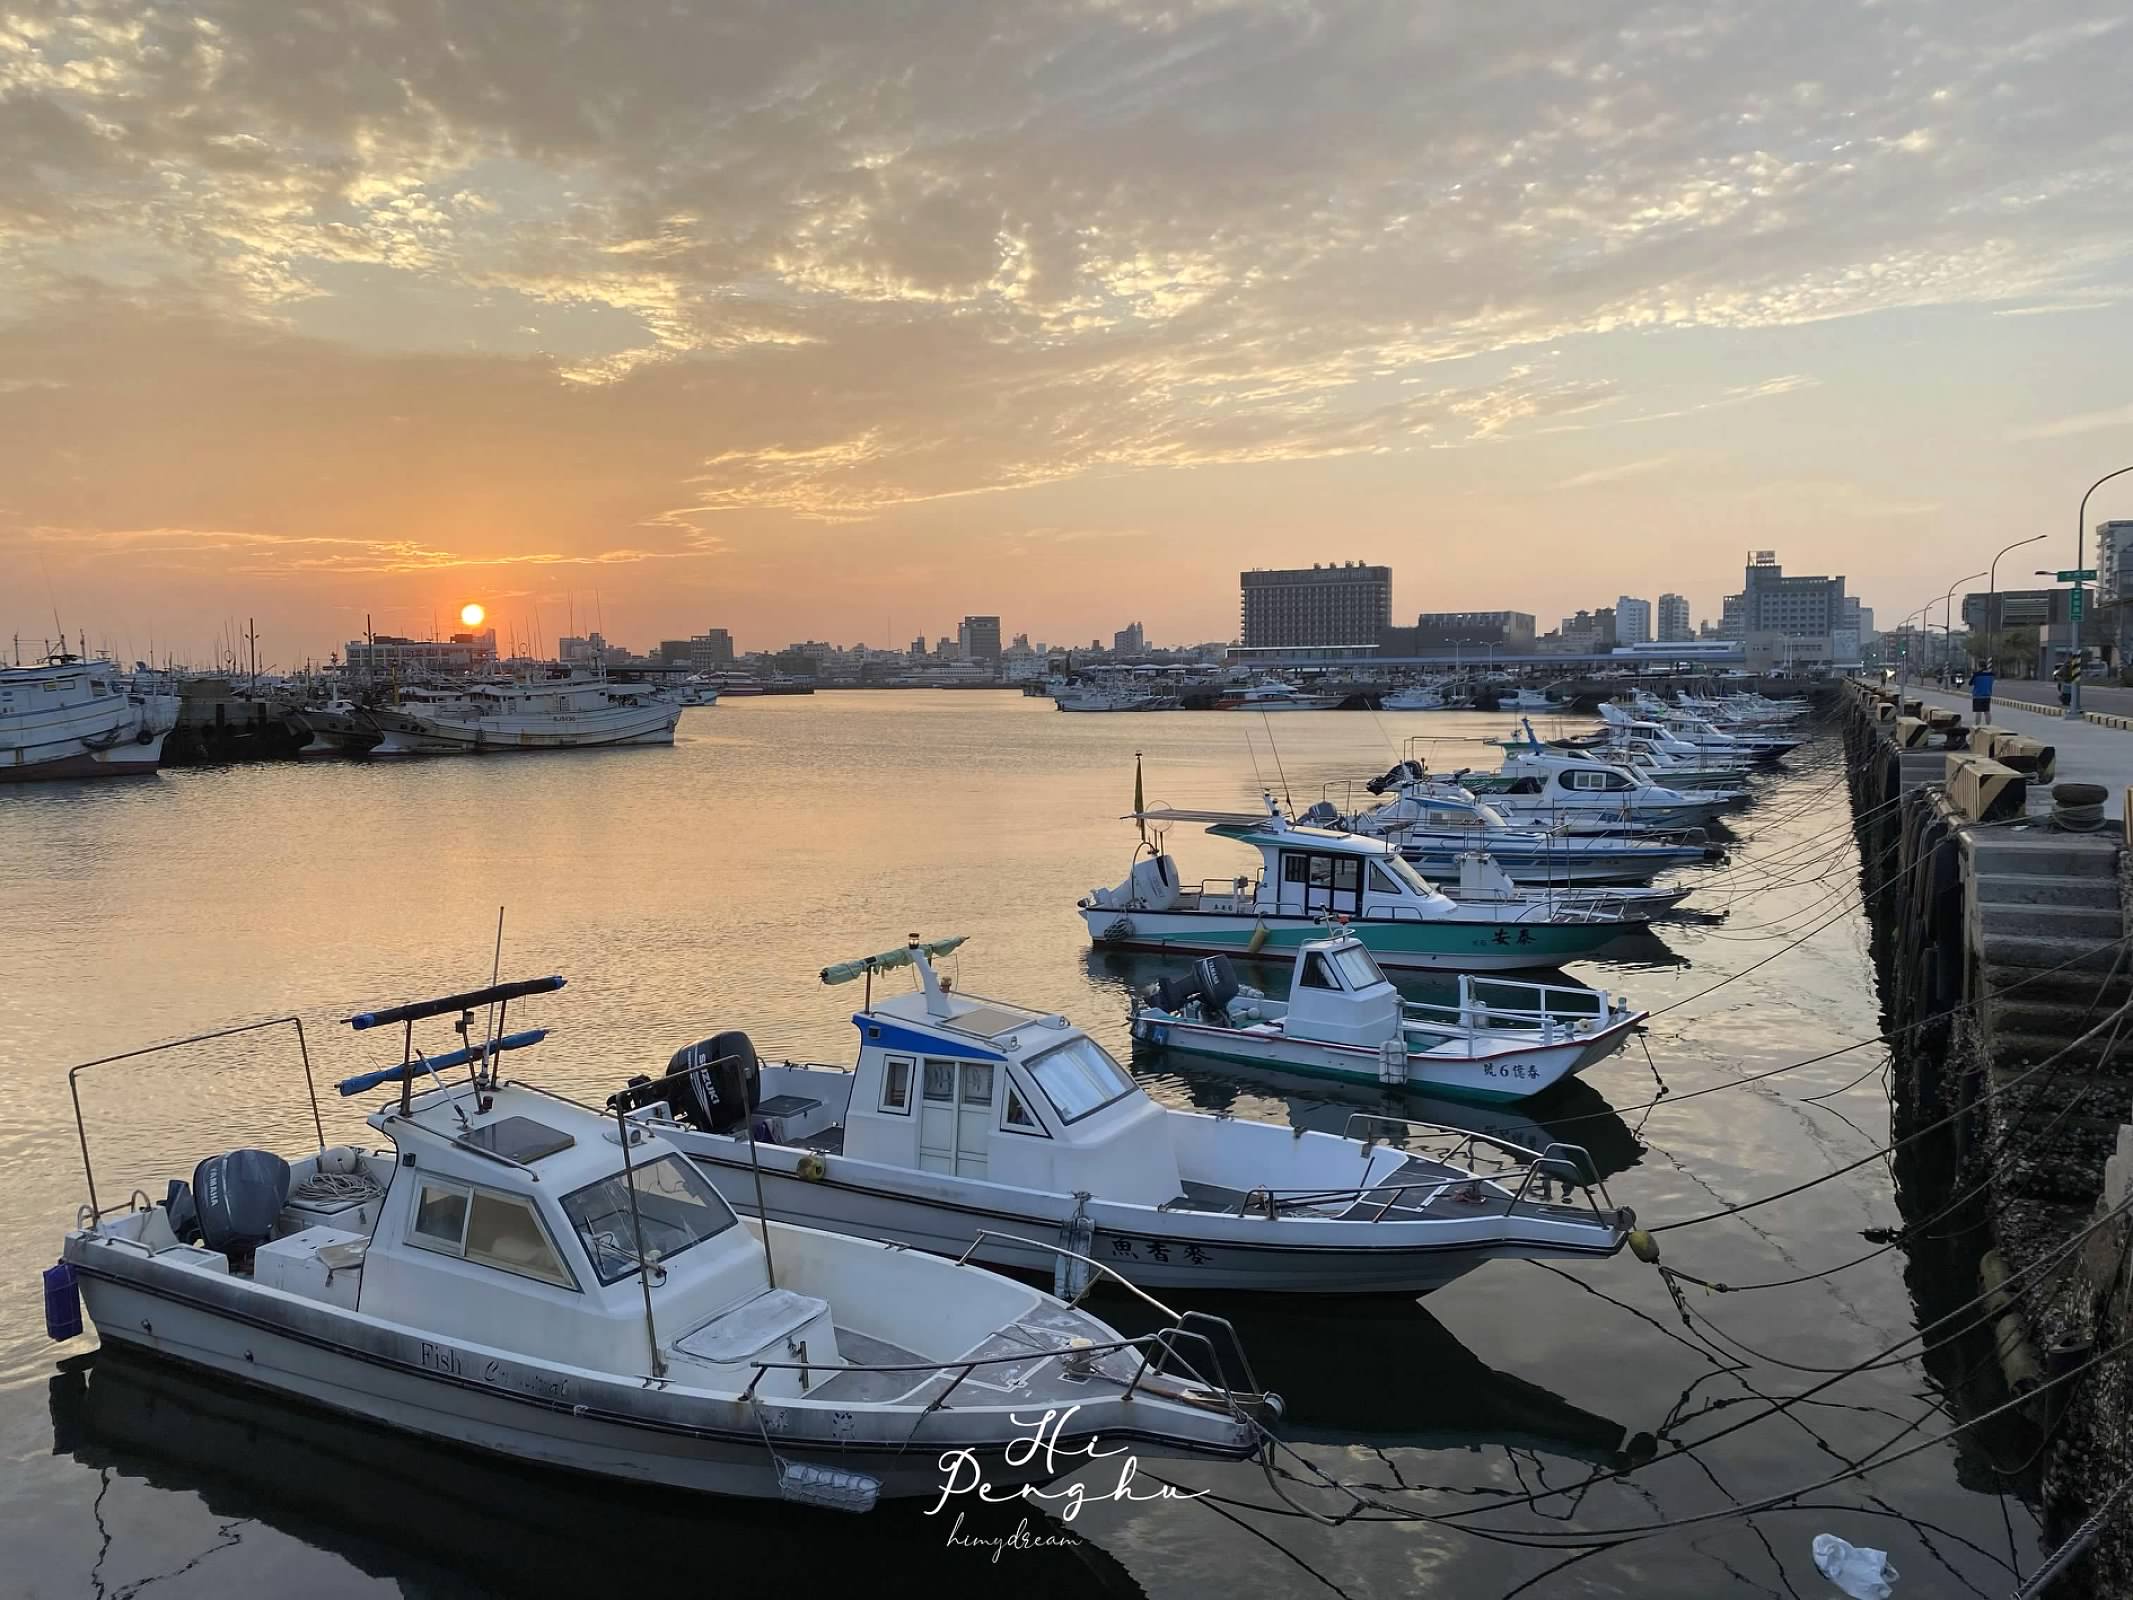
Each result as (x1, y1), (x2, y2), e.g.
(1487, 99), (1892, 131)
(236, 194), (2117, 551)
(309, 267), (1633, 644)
(922, 1060), (956, 1101)
(1003, 1086), (1044, 1133)
(1027, 1036), (1136, 1124)
(960, 1063), (993, 1105)
(464, 1191), (574, 1287)
(413, 1183), (470, 1248)
(1329, 944), (1386, 989)
(561, 1154), (738, 1286)
(1367, 862), (1402, 896)
(880, 1057), (913, 1114)
(1307, 856), (1334, 888)
(1381, 854), (1436, 896)
(1298, 952), (1339, 990)
(1331, 857), (1360, 894)
(1281, 853), (1309, 885)
(409, 1182), (575, 1289)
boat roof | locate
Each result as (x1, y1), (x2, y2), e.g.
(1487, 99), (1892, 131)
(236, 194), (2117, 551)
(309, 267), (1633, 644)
(860, 986), (1080, 1060)
(371, 1079), (656, 1195)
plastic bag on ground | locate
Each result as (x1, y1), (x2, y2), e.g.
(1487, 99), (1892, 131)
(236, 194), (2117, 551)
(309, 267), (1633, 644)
(1812, 1534), (1898, 1599)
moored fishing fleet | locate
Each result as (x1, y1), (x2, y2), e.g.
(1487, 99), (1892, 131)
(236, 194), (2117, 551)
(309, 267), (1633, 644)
(39, 679), (1817, 1518)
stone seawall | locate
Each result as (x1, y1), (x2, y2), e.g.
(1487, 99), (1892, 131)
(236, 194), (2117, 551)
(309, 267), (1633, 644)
(1841, 680), (2133, 1592)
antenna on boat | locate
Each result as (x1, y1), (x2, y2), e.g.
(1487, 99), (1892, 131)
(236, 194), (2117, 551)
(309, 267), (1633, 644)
(1259, 712), (1295, 812)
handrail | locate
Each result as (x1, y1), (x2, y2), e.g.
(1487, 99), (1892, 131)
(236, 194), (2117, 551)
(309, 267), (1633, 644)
(68, 1015), (323, 1223)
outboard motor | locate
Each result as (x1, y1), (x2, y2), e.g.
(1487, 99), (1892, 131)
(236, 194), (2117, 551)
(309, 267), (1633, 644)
(1295, 801), (1340, 827)
(664, 1031), (760, 1133)
(192, 1149), (291, 1268)
(1195, 955), (1241, 1017)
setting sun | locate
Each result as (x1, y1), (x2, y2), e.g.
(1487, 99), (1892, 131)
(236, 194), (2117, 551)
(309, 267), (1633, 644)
(459, 602), (485, 628)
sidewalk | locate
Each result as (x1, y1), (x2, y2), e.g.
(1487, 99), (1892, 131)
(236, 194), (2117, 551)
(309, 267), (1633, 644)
(1903, 682), (2133, 804)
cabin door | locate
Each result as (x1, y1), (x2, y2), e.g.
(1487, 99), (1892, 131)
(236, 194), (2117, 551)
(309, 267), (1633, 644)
(918, 1058), (992, 1179)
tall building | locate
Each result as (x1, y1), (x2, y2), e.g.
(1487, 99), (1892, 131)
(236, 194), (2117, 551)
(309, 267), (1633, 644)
(689, 627), (734, 667)
(958, 615), (1002, 662)
(1657, 593), (1692, 642)
(1736, 551), (1848, 670)
(2096, 521), (2133, 661)
(1114, 621), (1145, 654)
(1614, 596), (1653, 644)
(1719, 593), (1744, 636)
(1239, 562), (1392, 648)
(1411, 611), (1535, 649)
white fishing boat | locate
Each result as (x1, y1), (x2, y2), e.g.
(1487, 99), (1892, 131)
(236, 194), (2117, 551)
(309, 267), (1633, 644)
(676, 677), (723, 707)
(360, 671), (681, 753)
(1219, 679), (1343, 711)
(1131, 935), (1646, 1101)
(1079, 798), (1655, 970)
(620, 938), (1632, 1295)
(1496, 686), (1554, 711)
(1453, 747), (1745, 826)
(1055, 683), (1162, 712)
(1303, 766), (1717, 886)
(51, 974), (1274, 1510)
(0, 654), (178, 781)
(1379, 681), (1465, 711)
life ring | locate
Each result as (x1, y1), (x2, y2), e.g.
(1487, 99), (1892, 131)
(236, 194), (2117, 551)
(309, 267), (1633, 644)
(794, 1152), (827, 1182)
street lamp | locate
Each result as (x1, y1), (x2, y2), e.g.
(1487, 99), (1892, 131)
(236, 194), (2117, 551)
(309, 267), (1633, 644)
(1988, 534), (2046, 669)
(1940, 571), (1985, 680)
(2071, 466), (2133, 718)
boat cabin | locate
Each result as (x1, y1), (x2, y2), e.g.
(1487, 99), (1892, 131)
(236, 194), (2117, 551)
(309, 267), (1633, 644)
(1279, 936), (1401, 1047)
(1209, 816), (1458, 922)
(829, 955), (1185, 1207)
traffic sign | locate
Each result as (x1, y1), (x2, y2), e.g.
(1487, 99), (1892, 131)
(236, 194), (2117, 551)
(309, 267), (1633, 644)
(2059, 569), (2097, 581)
(2071, 587), (2086, 621)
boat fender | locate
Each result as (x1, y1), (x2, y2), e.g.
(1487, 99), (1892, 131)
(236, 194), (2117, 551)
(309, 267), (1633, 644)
(794, 1153), (827, 1182)
(44, 1261), (82, 1341)
(1246, 921), (1270, 955)
(1626, 1228), (1660, 1264)
(136, 726), (156, 744)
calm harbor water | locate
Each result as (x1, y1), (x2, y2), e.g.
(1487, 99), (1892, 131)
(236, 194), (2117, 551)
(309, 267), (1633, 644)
(0, 693), (2047, 1597)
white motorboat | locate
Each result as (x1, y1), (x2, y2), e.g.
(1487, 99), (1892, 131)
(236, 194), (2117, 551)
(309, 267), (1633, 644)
(1131, 935), (1646, 1101)
(676, 677), (723, 707)
(1453, 747), (1746, 827)
(622, 938), (1632, 1295)
(1220, 679), (1344, 711)
(1379, 681), (1465, 711)
(1512, 718), (1754, 790)
(1080, 798), (1655, 970)
(1055, 683), (1163, 712)
(1496, 687), (1554, 711)
(52, 974), (1274, 1509)
(0, 654), (178, 781)
(361, 671), (681, 753)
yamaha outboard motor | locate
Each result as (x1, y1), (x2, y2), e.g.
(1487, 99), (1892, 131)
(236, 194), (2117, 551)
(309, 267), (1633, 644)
(1365, 759), (1427, 795)
(1295, 801), (1340, 827)
(193, 1149), (291, 1267)
(664, 1031), (760, 1133)
(1196, 955), (1241, 1016)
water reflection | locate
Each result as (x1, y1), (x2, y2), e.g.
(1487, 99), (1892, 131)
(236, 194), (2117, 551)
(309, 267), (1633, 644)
(46, 1350), (1144, 1597)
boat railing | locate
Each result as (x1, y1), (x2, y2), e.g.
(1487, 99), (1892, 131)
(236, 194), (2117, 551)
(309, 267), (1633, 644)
(66, 1016), (325, 1224)
(734, 1229), (1269, 1429)
(1333, 1114), (1620, 1222)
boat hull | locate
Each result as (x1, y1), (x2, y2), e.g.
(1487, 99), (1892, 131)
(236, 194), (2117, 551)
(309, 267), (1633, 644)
(1130, 1014), (1638, 1101)
(1079, 907), (1624, 970)
(361, 702), (680, 752)
(67, 1230), (1257, 1500)
(0, 731), (168, 781)
(676, 1146), (1617, 1295)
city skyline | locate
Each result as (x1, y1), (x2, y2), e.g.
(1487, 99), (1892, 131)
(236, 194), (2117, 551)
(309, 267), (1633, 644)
(5, 3), (2133, 665)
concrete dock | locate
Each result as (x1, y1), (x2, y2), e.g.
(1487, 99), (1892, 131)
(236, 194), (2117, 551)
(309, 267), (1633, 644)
(1842, 678), (2133, 1592)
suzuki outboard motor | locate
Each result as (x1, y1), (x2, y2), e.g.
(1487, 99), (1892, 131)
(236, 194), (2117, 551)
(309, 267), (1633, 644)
(664, 1031), (760, 1133)
(193, 1149), (291, 1266)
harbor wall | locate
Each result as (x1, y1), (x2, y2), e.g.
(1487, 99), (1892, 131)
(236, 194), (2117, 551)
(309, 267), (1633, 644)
(1841, 681), (2133, 1591)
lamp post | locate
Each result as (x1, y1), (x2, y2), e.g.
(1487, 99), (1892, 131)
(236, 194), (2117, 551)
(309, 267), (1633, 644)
(1940, 571), (1985, 682)
(2072, 467), (2133, 718)
(1988, 535), (2045, 672)
(1897, 605), (1929, 693)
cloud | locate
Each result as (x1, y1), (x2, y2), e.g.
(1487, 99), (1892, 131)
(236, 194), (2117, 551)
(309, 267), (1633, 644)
(1555, 454), (1678, 489)
(2010, 402), (2133, 442)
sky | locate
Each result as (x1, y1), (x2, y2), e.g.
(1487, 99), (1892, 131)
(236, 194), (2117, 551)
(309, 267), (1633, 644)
(3, 1), (2132, 667)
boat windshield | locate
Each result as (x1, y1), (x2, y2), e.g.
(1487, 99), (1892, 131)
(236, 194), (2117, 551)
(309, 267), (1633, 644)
(561, 1153), (739, 1285)
(1027, 1036), (1138, 1124)
(1328, 943), (1386, 989)
(1474, 801), (1513, 829)
(1380, 852), (1437, 897)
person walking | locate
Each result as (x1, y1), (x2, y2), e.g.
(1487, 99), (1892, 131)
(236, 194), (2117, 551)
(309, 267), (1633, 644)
(1971, 660), (1995, 726)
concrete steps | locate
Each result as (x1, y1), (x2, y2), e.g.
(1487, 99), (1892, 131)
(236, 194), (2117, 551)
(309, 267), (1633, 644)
(1973, 873), (2124, 910)
(1968, 838), (2120, 878)
(1976, 902), (2127, 943)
